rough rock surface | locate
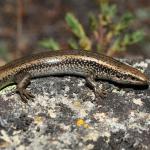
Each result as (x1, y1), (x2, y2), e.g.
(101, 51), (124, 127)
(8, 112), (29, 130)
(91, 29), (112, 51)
(0, 59), (150, 150)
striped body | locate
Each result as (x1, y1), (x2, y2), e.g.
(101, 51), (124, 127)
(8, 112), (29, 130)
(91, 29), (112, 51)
(0, 50), (149, 90)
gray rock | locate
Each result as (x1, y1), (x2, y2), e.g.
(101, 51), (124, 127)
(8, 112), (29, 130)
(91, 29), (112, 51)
(0, 59), (150, 150)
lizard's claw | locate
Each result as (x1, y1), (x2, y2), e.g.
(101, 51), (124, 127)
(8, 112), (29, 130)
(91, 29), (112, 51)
(94, 88), (107, 99)
(18, 89), (35, 103)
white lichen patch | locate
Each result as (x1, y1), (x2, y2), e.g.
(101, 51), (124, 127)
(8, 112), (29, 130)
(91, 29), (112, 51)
(59, 123), (70, 131)
(132, 98), (143, 106)
(26, 134), (51, 150)
(0, 85), (16, 95)
(133, 61), (148, 71)
(85, 144), (94, 150)
(61, 98), (87, 118)
(112, 89), (126, 96)
(93, 113), (126, 134)
(58, 132), (77, 145)
(96, 110), (149, 132)
(48, 109), (57, 118)
(55, 96), (94, 118)
(128, 111), (150, 131)
(83, 130), (100, 142)
(94, 113), (107, 121)
(64, 86), (70, 93)
(32, 94), (95, 119)
(16, 145), (26, 150)
(33, 95), (51, 107)
(82, 101), (95, 112)
(77, 79), (85, 87)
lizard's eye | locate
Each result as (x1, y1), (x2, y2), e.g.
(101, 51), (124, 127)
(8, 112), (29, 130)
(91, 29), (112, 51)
(131, 77), (136, 80)
(116, 74), (121, 78)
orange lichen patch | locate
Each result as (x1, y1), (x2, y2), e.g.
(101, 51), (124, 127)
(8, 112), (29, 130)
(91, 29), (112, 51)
(76, 118), (89, 128)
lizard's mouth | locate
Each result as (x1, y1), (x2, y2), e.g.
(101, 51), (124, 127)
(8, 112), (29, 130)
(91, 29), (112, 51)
(109, 77), (149, 86)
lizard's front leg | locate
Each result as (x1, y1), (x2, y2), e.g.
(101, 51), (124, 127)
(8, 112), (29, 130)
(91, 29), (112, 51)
(85, 75), (107, 98)
(14, 72), (35, 103)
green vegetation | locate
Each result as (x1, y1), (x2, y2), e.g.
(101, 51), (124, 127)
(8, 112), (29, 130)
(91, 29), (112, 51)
(39, 38), (60, 51)
(0, 41), (10, 61)
(39, 2), (144, 56)
(65, 13), (91, 50)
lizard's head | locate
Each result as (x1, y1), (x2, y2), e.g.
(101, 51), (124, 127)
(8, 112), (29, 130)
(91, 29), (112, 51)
(94, 53), (149, 86)
(110, 66), (149, 86)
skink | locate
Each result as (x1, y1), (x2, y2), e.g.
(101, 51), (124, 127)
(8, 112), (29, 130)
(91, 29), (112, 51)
(0, 50), (149, 103)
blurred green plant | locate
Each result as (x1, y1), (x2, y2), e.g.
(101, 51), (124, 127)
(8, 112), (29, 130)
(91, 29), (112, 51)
(39, 38), (60, 51)
(39, 1), (144, 56)
(65, 13), (91, 50)
(0, 41), (10, 62)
